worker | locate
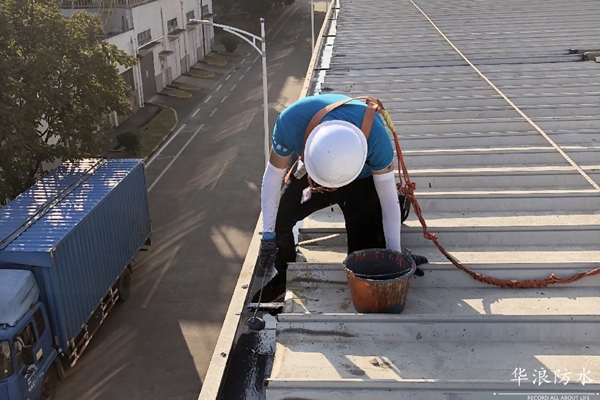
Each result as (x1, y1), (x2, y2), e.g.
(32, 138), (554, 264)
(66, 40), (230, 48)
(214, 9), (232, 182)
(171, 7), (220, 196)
(0, 341), (13, 377)
(253, 94), (428, 303)
(13, 335), (25, 369)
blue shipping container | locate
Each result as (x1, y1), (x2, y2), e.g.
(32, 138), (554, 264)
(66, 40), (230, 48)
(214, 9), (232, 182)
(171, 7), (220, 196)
(0, 158), (151, 356)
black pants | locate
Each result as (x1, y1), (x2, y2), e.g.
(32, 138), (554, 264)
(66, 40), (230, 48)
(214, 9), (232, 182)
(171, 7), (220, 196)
(274, 174), (386, 275)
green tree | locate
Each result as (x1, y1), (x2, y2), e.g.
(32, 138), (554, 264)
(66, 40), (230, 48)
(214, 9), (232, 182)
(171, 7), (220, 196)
(0, 0), (138, 204)
(220, 33), (240, 53)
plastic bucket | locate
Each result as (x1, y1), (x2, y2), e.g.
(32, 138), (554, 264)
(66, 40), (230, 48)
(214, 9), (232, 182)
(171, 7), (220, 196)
(343, 249), (416, 314)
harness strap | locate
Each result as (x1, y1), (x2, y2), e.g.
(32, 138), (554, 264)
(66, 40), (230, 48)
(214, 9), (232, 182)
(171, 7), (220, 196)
(284, 96), (380, 184)
(303, 97), (356, 147)
(361, 100), (378, 138)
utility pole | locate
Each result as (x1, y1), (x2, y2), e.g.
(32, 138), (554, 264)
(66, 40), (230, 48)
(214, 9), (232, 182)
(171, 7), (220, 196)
(311, 0), (315, 53)
(199, 0), (206, 58)
(190, 18), (270, 166)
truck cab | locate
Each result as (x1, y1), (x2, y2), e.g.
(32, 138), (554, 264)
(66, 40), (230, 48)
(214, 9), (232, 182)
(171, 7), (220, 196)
(0, 269), (61, 400)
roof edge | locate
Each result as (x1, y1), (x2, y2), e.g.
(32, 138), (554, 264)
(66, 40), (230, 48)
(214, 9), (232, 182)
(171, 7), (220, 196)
(196, 2), (339, 399)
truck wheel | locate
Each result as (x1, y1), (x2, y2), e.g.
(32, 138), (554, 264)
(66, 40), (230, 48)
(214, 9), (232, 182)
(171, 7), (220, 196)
(118, 268), (132, 302)
(41, 365), (58, 400)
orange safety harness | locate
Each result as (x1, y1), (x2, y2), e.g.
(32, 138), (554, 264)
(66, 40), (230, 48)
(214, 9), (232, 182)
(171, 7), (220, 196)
(298, 95), (600, 288)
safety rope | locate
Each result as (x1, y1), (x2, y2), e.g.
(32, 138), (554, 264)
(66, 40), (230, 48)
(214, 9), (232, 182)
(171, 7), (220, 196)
(374, 101), (600, 288)
(298, 233), (340, 246)
(408, 0), (600, 194)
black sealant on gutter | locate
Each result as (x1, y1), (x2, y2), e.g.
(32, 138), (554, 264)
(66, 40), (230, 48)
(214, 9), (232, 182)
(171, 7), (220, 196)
(218, 315), (275, 400)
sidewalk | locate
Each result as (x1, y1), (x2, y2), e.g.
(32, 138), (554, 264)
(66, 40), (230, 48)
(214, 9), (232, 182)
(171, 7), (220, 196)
(143, 47), (246, 130)
(117, 104), (161, 132)
(114, 46), (244, 162)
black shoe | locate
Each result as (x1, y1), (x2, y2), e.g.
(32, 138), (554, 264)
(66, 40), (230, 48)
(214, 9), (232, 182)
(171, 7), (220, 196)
(411, 254), (428, 276)
(251, 276), (286, 303)
(411, 254), (429, 266)
(402, 249), (428, 277)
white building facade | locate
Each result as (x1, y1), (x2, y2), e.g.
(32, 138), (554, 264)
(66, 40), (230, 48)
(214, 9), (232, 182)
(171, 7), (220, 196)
(61, 0), (215, 118)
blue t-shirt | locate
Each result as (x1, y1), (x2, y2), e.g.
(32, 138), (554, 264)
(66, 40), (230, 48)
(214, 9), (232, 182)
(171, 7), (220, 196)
(272, 94), (394, 180)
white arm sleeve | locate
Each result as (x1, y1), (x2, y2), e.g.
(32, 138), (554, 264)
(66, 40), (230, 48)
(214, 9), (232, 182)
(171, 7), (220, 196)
(373, 170), (401, 252)
(261, 162), (287, 234)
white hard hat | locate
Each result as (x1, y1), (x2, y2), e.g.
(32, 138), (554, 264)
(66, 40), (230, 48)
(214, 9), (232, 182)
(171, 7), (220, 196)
(304, 120), (368, 188)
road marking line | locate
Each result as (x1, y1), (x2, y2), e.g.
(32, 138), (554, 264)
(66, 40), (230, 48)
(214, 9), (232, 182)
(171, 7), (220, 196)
(146, 124), (186, 167)
(210, 160), (231, 191)
(226, 74), (231, 80)
(271, 4), (300, 40)
(216, 84), (222, 91)
(204, 95), (212, 103)
(221, 95), (228, 103)
(247, 52), (251, 57)
(231, 84), (237, 91)
(239, 74), (245, 81)
(142, 246), (180, 308)
(253, 55), (259, 63)
(246, 66), (251, 72)
(241, 58), (246, 63)
(266, 2), (296, 35)
(148, 124), (204, 192)
(192, 108), (201, 117)
(210, 108), (217, 116)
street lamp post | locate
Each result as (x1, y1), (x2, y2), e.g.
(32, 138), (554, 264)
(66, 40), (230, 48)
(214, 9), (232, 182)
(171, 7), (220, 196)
(311, 0), (314, 53)
(190, 18), (270, 166)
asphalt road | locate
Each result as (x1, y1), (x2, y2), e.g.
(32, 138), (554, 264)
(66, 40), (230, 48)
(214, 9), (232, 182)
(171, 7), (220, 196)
(54, 1), (326, 399)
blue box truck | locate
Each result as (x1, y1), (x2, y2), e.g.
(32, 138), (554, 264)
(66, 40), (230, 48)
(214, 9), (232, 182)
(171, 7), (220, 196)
(0, 158), (152, 400)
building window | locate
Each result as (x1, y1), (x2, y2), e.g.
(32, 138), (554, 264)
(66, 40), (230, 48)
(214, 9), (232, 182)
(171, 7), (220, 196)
(186, 10), (195, 23)
(201, 5), (209, 16)
(167, 18), (178, 33)
(137, 29), (151, 46)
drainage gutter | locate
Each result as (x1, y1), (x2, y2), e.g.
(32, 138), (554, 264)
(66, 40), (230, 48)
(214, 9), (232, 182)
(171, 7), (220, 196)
(196, 2), (338, 399)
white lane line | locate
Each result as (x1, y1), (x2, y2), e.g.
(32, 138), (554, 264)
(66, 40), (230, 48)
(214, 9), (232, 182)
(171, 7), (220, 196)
(231, 84), (237, 91)
(247, 52), (251, 57)
(221, 95), (228, 103)
(148, 124), (204, 192)
(271, 4), (300, 40)
(253, 55), (259, 63)
(266, 2), (296, 35)
(146, 124), (186, 167)
(192, 108), (201, 117)
(210, 108), (217, 117)
(226, 74), (231, 80)
(241, 58), (246, 63)
(216, 84), (223, 91)
(246, 66), (251, 72)
(239, 74), (245, 81)
(204, 95), (212, 103)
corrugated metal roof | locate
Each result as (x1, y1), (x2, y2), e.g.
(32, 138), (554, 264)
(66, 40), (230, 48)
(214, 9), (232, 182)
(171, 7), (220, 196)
(266, 0), (600, 397)
(0, 158), (143, 255)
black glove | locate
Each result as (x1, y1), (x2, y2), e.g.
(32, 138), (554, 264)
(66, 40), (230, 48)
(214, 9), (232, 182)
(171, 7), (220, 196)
(255, 237), (277, 277)
(402, 248), (428, 277)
